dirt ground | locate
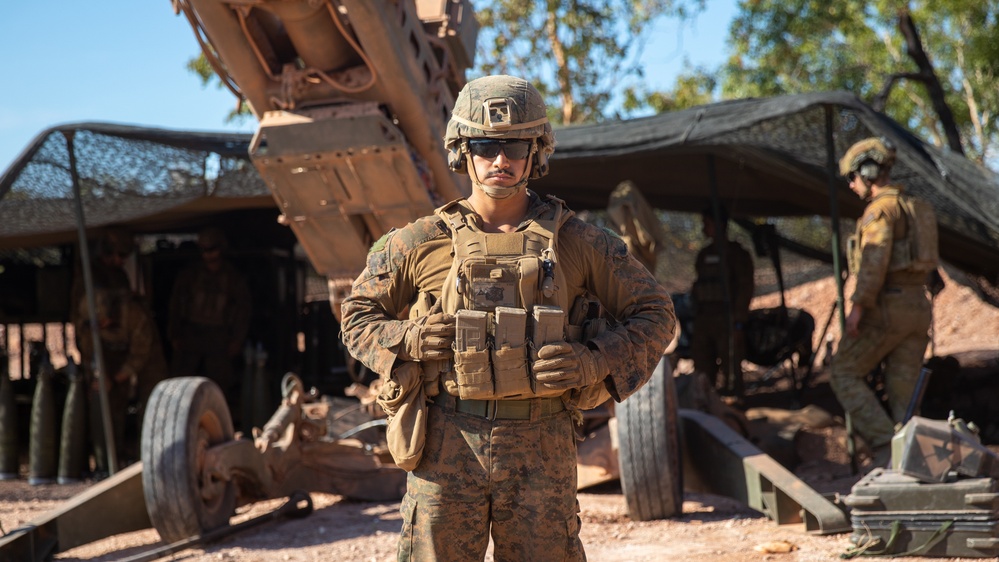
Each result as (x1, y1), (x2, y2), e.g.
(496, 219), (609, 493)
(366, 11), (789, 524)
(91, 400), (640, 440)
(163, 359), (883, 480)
(2, 265), (998, 561)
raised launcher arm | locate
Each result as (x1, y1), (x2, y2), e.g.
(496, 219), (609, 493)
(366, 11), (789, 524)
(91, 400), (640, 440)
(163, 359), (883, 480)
(172, 0), (477, 316)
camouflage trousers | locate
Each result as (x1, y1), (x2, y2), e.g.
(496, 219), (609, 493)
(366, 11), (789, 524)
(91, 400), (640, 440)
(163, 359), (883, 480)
(691, 313), (746, 397)
(831, 287), (931, 448)
(397, 399), (584, 562)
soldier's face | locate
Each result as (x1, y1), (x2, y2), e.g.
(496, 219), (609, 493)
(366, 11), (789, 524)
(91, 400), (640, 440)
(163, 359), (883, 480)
(469, 139), (531, 189)
(848, 172), (872, 200)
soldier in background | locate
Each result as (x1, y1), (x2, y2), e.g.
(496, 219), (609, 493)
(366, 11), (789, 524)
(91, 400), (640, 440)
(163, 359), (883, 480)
(71, 227), (135, 347)
(831, 138), (939, 467)
(72, 228), (167, 474)
(77, 285), (168, 474)
(168, 227), (252, 394)
(690, 204), (755, 400)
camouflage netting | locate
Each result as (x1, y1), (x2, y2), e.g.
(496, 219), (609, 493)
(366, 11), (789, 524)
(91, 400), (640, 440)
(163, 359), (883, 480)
(536, 91), (999, 288)
(2, 92), (998, 293)
(0, 122), (271, 250)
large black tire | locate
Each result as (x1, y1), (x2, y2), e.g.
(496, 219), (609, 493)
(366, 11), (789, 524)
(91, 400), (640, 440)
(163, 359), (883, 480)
(616, 355), (683, 520)
(141, 377), (236, 543)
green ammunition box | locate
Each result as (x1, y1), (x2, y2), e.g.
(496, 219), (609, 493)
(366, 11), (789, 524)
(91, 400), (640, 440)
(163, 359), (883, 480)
(845, 468), (999, 558)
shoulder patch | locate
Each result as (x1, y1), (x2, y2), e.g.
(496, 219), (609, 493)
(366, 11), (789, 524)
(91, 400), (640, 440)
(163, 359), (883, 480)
(363, 216), (447, 277)
(370, 229), (395, 254)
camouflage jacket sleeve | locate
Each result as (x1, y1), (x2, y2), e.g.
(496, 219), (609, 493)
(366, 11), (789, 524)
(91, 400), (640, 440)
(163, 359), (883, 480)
(559, 219), (676, 402)
(852, 206), (894, 308)
(118, 301), (157, 383)
(340, 217), (451, 378)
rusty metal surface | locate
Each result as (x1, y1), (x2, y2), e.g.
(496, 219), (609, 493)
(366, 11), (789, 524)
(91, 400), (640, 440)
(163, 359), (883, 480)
(576, 418), (620, 490)
(679, 408), (851, 535)
(174, 0), (473, 299)
(0, 462), (149, 562)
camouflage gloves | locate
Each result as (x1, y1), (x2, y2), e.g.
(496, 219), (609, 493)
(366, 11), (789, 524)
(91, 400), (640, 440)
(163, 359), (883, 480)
(532, 341), (609, 390)
(399, 312), (456, 362)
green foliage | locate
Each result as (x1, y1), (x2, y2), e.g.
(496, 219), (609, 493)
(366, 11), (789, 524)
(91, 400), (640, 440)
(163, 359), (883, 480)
(722, 0), (999, 164)
(624, 66), (717, 113)
(473, 1), (705, 124)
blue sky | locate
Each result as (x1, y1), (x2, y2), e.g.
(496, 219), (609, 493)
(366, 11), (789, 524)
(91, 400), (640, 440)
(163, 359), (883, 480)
(0, 1), (737, 175)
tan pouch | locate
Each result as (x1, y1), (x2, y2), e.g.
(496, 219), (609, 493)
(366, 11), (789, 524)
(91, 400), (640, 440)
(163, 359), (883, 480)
(454, 348), (493, 399)
(492, 345), (531, 398)
(453, 310), (494, 398)
(377, 362), (427, 471)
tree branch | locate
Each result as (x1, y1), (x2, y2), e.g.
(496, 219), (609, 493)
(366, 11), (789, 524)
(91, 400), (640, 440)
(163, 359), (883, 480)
(898, 10), (964, 155)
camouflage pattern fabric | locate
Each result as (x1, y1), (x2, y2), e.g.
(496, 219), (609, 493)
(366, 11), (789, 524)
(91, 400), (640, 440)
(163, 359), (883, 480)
(341, 191), (674, 560)
(690, 239), (754, 395)
(832, 185), (935, 449)
(831, 286), (930, 447)
(341, 192), (675, 402)
(691, 314), (747, 397)
(397, 402), (583, 562)
(77, 292), (169, 468)
(168, 259), (251, 390)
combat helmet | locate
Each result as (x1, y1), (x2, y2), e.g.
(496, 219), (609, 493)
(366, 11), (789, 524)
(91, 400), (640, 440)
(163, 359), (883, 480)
(839, 137), (896, 181)
(197, 226), (228, 252)
(444, 75), (555, 197)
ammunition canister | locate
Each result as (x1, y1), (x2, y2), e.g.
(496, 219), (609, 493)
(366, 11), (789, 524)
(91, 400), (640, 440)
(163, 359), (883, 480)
(0, 370), (18, 480)
(28, 365), (57, 485)
(57, 364), (87, 484)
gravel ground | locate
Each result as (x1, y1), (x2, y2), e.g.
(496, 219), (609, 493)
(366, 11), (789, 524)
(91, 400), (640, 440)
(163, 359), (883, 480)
(2, 267), (997, 561)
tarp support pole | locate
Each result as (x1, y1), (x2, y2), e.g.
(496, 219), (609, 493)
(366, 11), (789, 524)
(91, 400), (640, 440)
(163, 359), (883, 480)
(823, 107), (847, 334)
(63, 130), (119, 476)
(706, 154), (736, 396)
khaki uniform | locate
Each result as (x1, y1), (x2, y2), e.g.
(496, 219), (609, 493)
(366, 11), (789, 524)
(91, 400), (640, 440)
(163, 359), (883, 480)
(690, 239), (754, 396)
(167, 260), (251, 392)
(341, 193), (675, 561)
(77, 291), (169, 469)
(831, 186), (935, 449)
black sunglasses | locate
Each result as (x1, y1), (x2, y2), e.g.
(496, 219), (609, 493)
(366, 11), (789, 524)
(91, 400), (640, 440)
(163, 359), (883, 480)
(467, 139), (533, 160)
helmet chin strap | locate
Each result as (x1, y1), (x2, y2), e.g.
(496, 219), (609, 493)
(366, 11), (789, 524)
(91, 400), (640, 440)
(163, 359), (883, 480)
(465, 152), (532, 200)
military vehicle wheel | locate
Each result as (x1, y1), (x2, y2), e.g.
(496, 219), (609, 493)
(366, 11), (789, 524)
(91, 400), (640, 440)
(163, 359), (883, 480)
(141, 377), (236, 543)
(617, 355), (683, 520)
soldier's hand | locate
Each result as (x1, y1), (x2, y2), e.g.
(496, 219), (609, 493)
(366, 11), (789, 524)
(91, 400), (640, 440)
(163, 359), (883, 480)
(533, 341), (609, 390)
(399, 312), (455, 362)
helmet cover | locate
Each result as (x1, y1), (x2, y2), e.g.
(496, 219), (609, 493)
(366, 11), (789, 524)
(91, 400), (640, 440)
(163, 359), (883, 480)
(839, 137), (896, 177)
(444, 75), (555, 179)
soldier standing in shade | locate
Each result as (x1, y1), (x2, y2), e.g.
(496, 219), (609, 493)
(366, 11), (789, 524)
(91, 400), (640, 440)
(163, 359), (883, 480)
(168, 227), (251, 394)
(340, 75), (675, 561)
(690, 205), (755, 400)
(76, 285), (168, 473)
(831, 138), (939, 467)
(71, 227), (135, 343)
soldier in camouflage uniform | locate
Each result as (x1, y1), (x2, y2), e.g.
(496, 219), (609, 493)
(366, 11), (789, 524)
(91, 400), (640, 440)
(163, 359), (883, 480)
(71, 227), (135, 344)
(340, 75), (675, 561)
(77, 285), (169, 472)
(167, 227), (251, 394)
(690, 205), (754, 399)
(831, 138), (939, 464)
